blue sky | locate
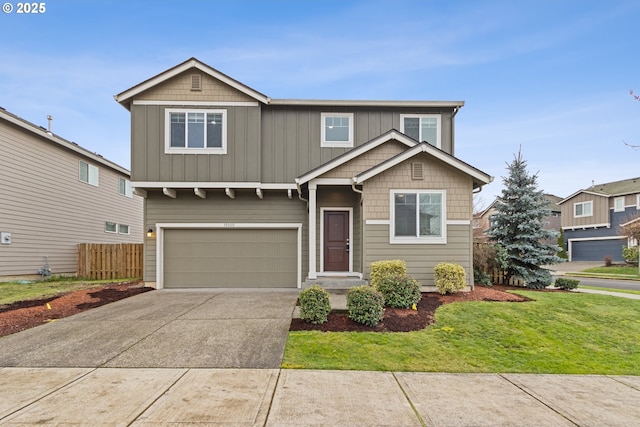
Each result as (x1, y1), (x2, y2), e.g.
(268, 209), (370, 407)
(1, 0), (638, 208)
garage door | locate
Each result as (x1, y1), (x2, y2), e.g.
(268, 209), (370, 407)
(571, 239), (625, 262)
(163, 228), (298, 288)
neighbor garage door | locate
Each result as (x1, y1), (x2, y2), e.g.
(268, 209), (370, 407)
(163, 228), (298, 288)
(571, 239), (625, 262)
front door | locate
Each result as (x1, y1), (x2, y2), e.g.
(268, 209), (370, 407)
(323, 210), (349, 271)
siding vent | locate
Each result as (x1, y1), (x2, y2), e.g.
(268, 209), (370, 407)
(190, 74), (202, 91)
(411, 162), (424, 180)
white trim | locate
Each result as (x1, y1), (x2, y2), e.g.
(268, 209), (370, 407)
(312, 178), (354, 186)
(115, 58), (270, 105)
(225, 188), (235, 199)
(390, 189), (447, 244)
(164, 108), (227, 155)
(567, 235), (627, 261)
(447, 220), (471, 225)
(131, 181), (297, 190)
(133, 100), (259, 107)
(321, 112), (354, 148)
(366, 219), (390, 225)
(562, 223), (611, 231)
(163, 188), (176, 198)
(155, 222), (302, 289)
(194, 188), (206, 199)
(614, 196), (625, 212)
(400, 114), (441, 148)
(104, 221), (117, 233)
(133, 187), (147, 198)
(320, 207), (354, 274)
(270, 99), (464, 108)
(296, 130), (417, 185)
(573, 200), (593, 218)
(308, 186), (317, 279)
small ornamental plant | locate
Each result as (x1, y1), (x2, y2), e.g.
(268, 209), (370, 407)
(346, 285), (385, 326)
(299, 285), (331, 324)
(369, 259), (407, 289)
(376, 274), (421, 308)
(554, 278), (580, 290)
(434, 262), (466, 295)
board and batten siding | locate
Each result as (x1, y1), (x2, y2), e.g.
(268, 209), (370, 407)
(560, 193), (610, 228)
(144, 190), (308, 283)
(0, 120), (143, 277)
(260, 107), (456, 183)
(130, 104), (261, 183)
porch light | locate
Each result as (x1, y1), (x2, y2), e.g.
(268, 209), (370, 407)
(147, 228), (154, 238)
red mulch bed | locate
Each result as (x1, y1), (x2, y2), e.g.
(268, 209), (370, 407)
(290, 285), (552, 333)
(0, 281), (153, 337)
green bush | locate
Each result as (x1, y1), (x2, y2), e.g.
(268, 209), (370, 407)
(622, 245), (639, 264)
(346, 285), (385, 326)
(434, 262), (466, 295)
(370, 259), (407, 289)
(555, 277), (580, 290)
(299, 285), (331, 324)
(377, 274), (421, 308)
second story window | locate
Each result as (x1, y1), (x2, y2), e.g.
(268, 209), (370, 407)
(165, 109), (227, 154)
(119, 177), (133, 198)
(79, 160), (99, 187)
(574, 201), (593, 218)
(614, 197), (625, 212)
(400, 114), (441, 148)
(321, 113), (353, 147)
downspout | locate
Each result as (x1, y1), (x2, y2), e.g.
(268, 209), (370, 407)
(295, 179), (309, 209)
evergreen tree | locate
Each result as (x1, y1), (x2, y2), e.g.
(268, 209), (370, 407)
(488, 149), (562, 289)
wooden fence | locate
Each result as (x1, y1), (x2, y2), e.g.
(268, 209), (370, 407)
(77, 243), (143, 280)
(490, 269), (525, 287)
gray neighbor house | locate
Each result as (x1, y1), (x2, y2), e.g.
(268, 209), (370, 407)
(0, 107), (143, 279)
(115, 58), (493, 289)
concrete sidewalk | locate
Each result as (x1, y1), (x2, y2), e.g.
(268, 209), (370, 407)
(1, 368), (639, 426)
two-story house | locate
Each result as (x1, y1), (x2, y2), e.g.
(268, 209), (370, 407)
(474, 194), (562, 244)
(559, 177), (640, 261)
(115, 58), (493, 289)
(0, 107), (143, 279)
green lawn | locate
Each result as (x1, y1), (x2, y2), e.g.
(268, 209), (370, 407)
(573, 266), (640, 279)
(580, 286), (640, 295)
(283, 291), (640, 374)
(0, 276), (135, 306)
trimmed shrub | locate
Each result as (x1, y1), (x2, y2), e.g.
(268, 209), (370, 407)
(346, 285), (385, 326)
(377, 274), (421, 308)
(299, 285), (331, 324)
(370, 259), (407, 289)
(555, 277), (580, 290)
(622, 245), (639, 264)
(434, 262), (466, 295)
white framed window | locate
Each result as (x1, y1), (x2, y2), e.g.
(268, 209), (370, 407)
(119, 177), (133, 198)
(105, 222), (117, 233)
(118, 224), (130, 235)
(165, 109), (227, 154)
(637, 194), (640, 209)
(614, 196), (625, 212)
(79, 161), (99, 186)
(390, 190), (446, 244)
(400, 114), (441, 148)
(321, 113), (354, 147)
(574, 201), (593, 218)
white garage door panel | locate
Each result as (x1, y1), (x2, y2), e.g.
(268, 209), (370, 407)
(163, 228), (297, 288)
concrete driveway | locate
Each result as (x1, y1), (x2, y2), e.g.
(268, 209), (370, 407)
(0, 288), (299, 368)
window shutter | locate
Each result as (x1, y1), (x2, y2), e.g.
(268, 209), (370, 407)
(411, 162), (424, 180)
(190, 74), (202, 91)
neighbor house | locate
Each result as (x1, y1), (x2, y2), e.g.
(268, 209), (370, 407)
(115, 58), (493, 289)
(474, 194), (562, 244)
(0, 107), (143, 279)
(559, 177), (640, 261)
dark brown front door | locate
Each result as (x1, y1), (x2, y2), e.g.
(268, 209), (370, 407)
(324, 211), (349, 272)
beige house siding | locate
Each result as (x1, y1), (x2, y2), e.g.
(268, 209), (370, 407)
(321, 141), (407, 179)
(0, 119), (143, 278)
(363, 224), (472, 286)
(561, 193), (610, 228)
(363, 153), (473, 221)
(144, 190), (307, 282)
(135, 70), (257, 103)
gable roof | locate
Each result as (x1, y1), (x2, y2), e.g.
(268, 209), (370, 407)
(115, 57), (465, 111)
(114, 57), (271, 108)
(559, 177), (640, 204)
(353, 141), (493, 188)
(0, 107), (130, 175)
(295, 129), (418, 185)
